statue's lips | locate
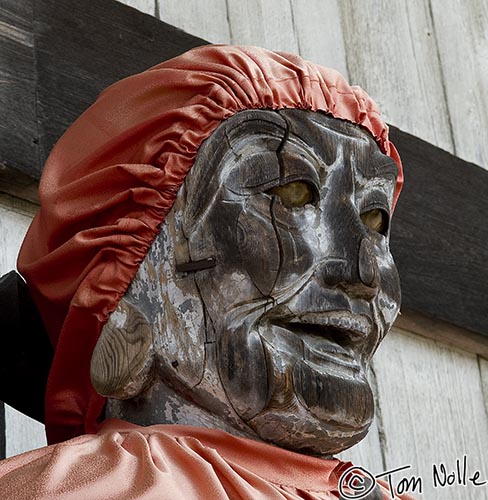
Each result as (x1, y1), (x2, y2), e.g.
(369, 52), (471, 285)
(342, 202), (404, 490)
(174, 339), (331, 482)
(271, 311), (373, 371)
(286, 312), (372, 339)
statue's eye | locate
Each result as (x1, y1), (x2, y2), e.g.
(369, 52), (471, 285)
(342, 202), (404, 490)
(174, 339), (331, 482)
(361, 208), (389, 235)
(268, 181), (315, 208)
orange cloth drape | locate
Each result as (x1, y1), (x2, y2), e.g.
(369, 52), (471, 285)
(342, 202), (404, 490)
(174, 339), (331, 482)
(17, 45), (403, 444)
(0, 421), (417, 500)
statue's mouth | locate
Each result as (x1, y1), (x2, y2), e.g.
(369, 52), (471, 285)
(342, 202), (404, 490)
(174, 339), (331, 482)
(286, 312), (371, 338)
(268, 311), (373, 373)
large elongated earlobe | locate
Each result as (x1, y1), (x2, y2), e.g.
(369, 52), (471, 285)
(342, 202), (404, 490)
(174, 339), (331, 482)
(90, 297), (154, 399)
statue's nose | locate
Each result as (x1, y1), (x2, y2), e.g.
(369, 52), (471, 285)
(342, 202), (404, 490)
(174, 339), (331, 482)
(320, 238), (378, 295)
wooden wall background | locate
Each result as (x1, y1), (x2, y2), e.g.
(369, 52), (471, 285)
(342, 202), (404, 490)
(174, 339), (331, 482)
(1, 1), (487, 498)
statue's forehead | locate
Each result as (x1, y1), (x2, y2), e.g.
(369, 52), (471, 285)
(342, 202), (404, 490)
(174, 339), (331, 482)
(277, 109), (399, 180)
(217, 109), (399, 182)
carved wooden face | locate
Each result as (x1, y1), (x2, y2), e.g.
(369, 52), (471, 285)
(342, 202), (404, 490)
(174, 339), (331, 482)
(182, 109), (401, 454)
(92, 109), (401, 456)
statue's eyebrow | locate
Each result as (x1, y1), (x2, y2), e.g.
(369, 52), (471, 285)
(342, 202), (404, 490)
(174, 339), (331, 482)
(359, 154), (398, 180)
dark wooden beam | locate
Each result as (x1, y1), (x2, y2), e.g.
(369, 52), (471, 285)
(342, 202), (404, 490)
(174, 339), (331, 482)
(389, 127), (488, 337)
(0, 0), (487, 352)
(0, 0), (38, 179)
(0, 0), (208, 200)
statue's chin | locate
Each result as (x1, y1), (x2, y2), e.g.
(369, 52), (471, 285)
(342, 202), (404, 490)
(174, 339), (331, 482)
(246, 366), (374, 455)
(240, 323), (374, 455)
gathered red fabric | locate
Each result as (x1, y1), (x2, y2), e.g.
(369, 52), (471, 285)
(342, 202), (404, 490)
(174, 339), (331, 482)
(17, 44), (403, 444)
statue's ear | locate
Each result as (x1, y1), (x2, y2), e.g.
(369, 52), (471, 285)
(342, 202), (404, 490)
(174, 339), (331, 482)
(90, 296), (154, 399)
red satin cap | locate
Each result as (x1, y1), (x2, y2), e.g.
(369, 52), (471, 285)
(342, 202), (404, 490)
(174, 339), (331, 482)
(17, 45), (403, 444)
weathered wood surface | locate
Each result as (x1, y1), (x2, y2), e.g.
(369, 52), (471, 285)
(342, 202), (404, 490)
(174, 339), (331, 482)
(90, 297), (153, 400)
(481, 358), (488, 423)
(372, 328), (488, 500)
(429, 0), (488, 167)
(389, 126), (488, 336)
(226, 0), (298, 52)
(159, 0), (230, 43)
(117, 0), (488, 172)
(290, 0), (348, 77)
(339, 0), (455, 154)
(99, 109), (402, 457)
(116, 0), (155, 16)
(337, 376), (384, 473)
(396, 308), (488, 360)
(1, 0), (487, 479)
(0, 0), (207, 200)
(34, 0), (206, 167)
(0, 404), (4, 460)
(0, 0), (38, 178)
(2, 0), (488, 339)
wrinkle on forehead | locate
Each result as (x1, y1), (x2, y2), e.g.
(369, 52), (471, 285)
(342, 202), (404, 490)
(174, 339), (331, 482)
(280, 109), (398, 182)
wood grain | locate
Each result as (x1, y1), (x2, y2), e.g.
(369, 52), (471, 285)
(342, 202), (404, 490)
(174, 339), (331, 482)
(2, 0), (487, 339)
(226, 0), (298, 52)
(390, 125), (488, 337)
(0, 402), (4, 460)
(159, 0), (230, 43)
(396, 308), (488, 360)
(0, 201), (33, 275)
(290, 0), (349, 78)
(4, 406), (46, 458)
(34, 0), (207, 165)
(429, 0), (488, 168)
(0, 0), (39, 178)
(0, 165), (40, 205)
(480, 357), (488, 424)
(339, 0), (454, 153)
(116, 0), (156, 16)
(90, 296), (153, 399)
(372, 328), (488, 500)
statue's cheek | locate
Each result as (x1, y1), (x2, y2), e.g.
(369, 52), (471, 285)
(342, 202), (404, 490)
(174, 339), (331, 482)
(236, 209), (281, 297)
(217, 324), (269, 421)
(270, 221), (316, 294)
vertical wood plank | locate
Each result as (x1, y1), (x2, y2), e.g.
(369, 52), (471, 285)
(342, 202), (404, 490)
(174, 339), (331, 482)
(290, 0), (348, 78)
(226, 0), (298, 52)
(0, 403), (4, 460)
(0, 197), (46, 457)
(480, 357), (488, 421)
(339, 0), (454, 153)
(429, 0), (488, 168)
(5, 406), (46, 457)
(373, 328), (488, 500)
(116, 0), (156, 16)
(0, 197), (36, 275)
(158, 0), (230, 43)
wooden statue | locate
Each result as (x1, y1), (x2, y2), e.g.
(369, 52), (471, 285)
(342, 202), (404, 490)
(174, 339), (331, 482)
(92, 109), (401, 458)
(1, 46), (413, 499)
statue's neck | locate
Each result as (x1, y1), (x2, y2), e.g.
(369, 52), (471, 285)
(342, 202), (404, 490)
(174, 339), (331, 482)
(105, 379), (260, 441)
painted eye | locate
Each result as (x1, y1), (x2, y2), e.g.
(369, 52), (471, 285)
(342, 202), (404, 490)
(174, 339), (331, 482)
(361, 208), (389, 235)
(268, 181), (315, 208)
